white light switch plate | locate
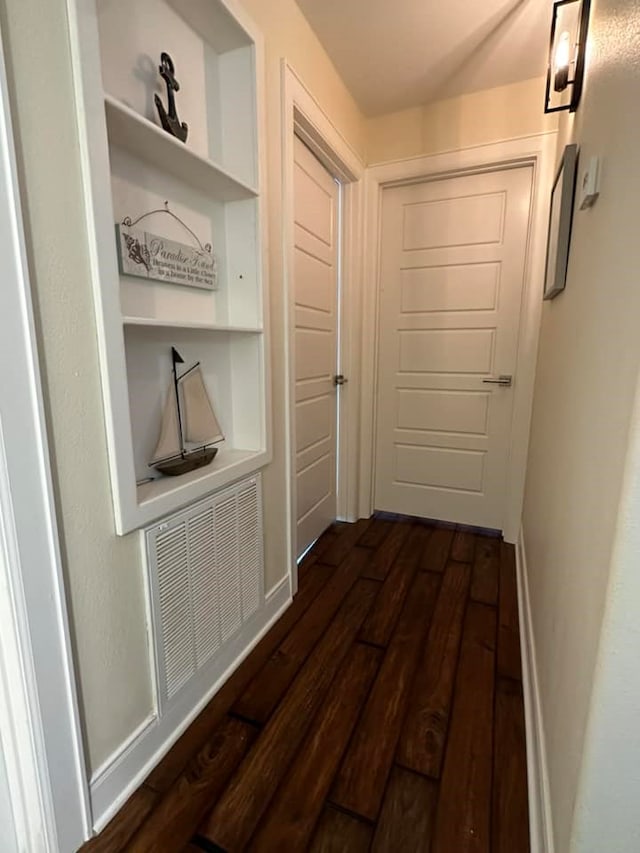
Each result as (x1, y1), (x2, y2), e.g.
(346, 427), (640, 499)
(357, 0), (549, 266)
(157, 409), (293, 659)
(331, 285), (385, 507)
(579, 155), (601, 209)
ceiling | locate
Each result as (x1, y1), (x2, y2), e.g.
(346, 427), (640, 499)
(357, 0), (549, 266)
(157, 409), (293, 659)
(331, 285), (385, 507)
(295, 0), (552, 116)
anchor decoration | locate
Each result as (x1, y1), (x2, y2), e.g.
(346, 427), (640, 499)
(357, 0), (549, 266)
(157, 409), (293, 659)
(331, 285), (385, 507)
(154, 52), (188, 143)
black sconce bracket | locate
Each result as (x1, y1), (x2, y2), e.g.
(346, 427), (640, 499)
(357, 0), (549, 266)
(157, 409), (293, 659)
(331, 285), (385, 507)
(544, 0), (591, 114)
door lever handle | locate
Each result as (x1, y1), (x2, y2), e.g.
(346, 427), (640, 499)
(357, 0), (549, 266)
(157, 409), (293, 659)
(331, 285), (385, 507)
(333, 374), (348, 386)
(482, 375), (513, 387)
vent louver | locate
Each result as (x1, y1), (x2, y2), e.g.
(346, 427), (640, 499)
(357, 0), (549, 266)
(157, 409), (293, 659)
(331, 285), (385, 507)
(146, 475), (264, 708)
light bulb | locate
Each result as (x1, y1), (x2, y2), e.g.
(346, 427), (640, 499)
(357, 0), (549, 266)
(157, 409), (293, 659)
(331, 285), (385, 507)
(554, 31), (571, 91)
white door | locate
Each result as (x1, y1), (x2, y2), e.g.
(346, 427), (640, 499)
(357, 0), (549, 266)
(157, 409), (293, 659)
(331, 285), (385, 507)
(293, 136), (340, 556)
(374, 167), (533, 530)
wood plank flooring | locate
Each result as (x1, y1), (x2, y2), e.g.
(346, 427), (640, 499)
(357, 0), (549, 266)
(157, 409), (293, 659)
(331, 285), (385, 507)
(81, 515), (529, 853)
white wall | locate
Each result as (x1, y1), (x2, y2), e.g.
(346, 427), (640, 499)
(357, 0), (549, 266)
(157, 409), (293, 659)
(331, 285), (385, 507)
(0, 0), (365, 777)
(366, 76), (557, 163)
(522, 0), (640, 849)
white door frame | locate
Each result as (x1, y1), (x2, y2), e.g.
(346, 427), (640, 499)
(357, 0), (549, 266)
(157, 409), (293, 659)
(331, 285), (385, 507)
(0, 28), (91, 852)
(281, 61), (365, 592)
(360, 132), (558, 543)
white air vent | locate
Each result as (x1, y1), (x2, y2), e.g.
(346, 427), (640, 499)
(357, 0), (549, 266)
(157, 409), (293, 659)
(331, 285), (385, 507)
(145, 475), (264, 709)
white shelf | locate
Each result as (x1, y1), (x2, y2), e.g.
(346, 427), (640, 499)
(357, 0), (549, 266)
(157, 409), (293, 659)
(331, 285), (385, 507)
(136, 447), (269, 526)
(123, 317), (262, 334)
(104, 95), (258, 203)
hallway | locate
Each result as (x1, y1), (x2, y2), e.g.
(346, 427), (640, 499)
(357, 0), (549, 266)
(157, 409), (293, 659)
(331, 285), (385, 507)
(85, 516), (529, 852)
(2, 0), (639, 847)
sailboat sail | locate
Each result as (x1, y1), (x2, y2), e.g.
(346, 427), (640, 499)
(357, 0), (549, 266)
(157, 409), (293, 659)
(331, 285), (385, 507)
(151, 381), (182, 463)
(180, 366), (224, 445)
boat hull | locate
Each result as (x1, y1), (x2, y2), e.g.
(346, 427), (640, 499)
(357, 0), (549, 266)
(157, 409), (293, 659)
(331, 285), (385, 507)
(154, 446), (218, 477)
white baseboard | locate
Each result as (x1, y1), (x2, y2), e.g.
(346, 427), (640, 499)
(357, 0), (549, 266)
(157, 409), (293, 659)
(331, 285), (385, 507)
(89, 576), (292, 832)
(516, 525), (554, 853)
(265, 573), (290, 603)
(89, 712), (157, 792)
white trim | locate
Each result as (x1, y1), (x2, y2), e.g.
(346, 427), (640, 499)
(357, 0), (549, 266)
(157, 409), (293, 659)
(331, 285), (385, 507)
(516, 525), (554, 853)
(359, 132), (557, 540)
(281, 61), (365, 595)
(367, 130), (557, 170)
(339, 177), (366, 525)
(265, 572), (291, 603)
(65, 0), (135, 533)
(0, 430), (56, 853)
(88, 576), (291, 831)
(0, 27), (90, 851)
(89, 713), (157, 793)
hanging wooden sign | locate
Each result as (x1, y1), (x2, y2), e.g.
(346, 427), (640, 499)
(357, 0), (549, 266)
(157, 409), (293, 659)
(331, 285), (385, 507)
(116, 205), (218, 291)
(116, 224), (217, 290)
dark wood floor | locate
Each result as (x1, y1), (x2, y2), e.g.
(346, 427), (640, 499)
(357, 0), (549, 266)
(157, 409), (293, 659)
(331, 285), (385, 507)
(82, 515), (530, 853)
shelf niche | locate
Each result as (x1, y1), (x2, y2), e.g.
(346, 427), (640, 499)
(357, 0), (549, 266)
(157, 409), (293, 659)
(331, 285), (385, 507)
(125, 326), (265, 510)
(98, 0), (258, 188)
(73, 0), (269, 533)
(109, 145), (261, 329)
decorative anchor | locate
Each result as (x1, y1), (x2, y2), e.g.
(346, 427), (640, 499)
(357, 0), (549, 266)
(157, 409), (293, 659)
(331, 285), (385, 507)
(154, 52), (188, 143)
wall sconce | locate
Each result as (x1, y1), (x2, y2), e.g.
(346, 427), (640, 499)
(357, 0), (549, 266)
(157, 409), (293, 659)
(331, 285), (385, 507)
(545, 0), (591, 113)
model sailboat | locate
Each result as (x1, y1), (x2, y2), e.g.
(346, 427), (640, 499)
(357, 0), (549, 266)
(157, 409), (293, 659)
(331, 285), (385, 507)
(150, 347), (224, 476)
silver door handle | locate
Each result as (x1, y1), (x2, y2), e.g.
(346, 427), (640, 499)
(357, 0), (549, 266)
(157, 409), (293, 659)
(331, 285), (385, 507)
(482, 375), (513, 387)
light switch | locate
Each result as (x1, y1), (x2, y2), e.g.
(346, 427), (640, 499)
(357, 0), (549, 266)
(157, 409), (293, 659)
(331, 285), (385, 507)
(579, 156), (601, 210)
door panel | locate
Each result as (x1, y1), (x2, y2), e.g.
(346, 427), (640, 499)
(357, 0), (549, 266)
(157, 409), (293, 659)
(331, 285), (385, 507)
(395, 445), (485, 491)
(297, 453), (333, 508)
(397, 389), (490, 435)
(402, 190), (506, 250)
(295, 329), (334, 380)
(375, 167), (532, 530)
(400, 263), (500, 313)
(398, 328), (495, 373)
(297, 396), (332, 450)
(294, 136), (339, 556)
(295, 250), (334, 312)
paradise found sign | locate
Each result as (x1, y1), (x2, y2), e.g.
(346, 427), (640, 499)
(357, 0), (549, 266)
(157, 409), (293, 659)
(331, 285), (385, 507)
(116, 222), (217, 290)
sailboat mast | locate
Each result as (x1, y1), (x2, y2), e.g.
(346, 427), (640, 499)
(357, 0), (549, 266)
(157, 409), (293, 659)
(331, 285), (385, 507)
(171, 346), (185, 456)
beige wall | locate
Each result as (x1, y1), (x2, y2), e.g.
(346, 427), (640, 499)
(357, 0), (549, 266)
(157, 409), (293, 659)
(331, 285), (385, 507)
(569, 372), (640, 852)
(0, 0), (364, 774)
(522, 0), (640, 849)
(234, 0), (365, 602)
(0, 0), (153, 776)
(241, 0), (366, 159)
(366, 76), (557, 163)
(571, 368), (640, 853)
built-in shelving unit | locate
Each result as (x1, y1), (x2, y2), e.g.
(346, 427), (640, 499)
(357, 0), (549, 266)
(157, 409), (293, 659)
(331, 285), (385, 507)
(72, 0), (269, 533)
